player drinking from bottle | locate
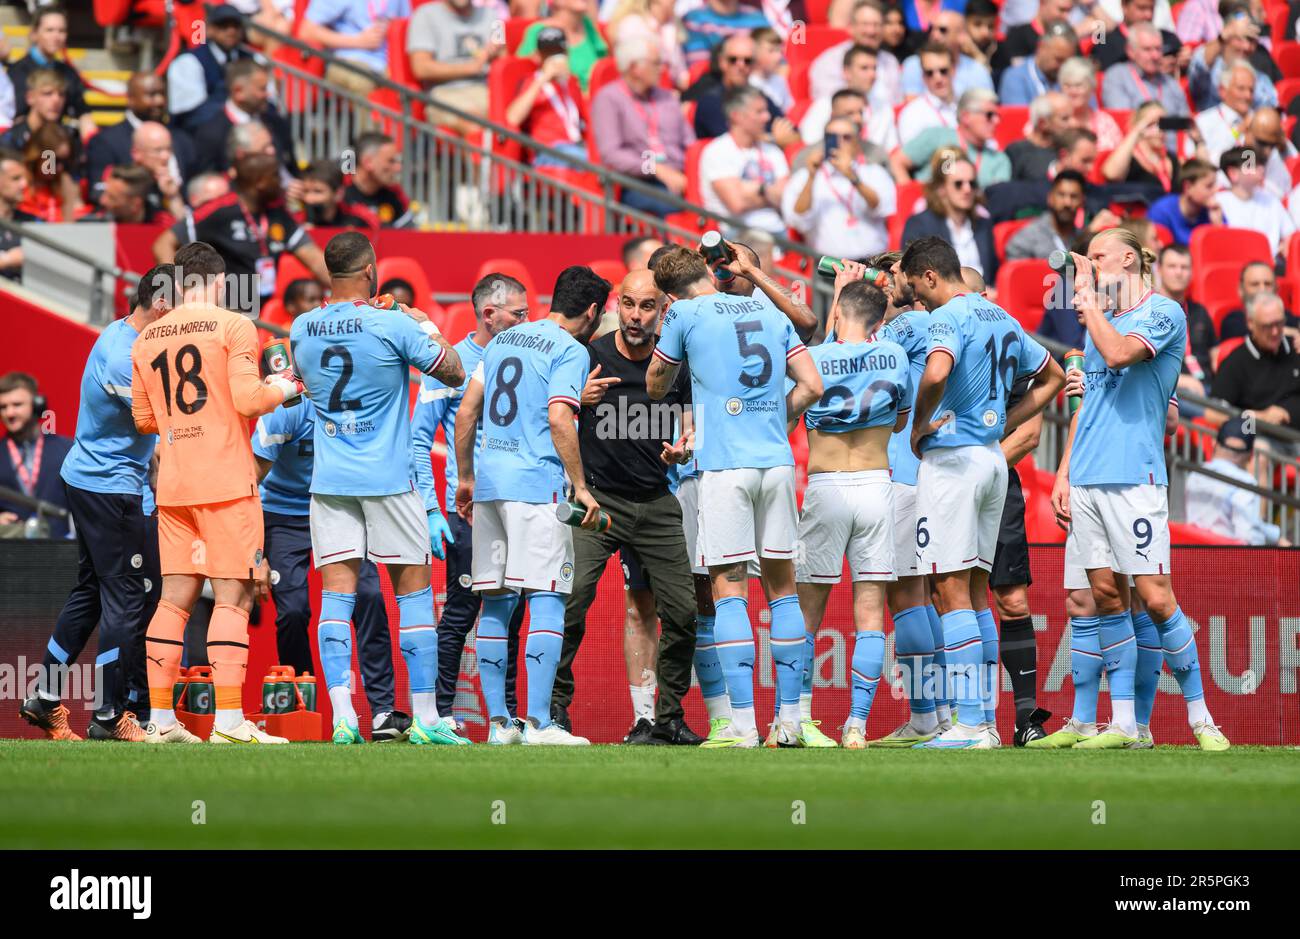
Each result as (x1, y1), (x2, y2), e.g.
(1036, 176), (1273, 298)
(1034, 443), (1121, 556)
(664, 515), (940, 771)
(1040, 227), (1229, 750)
(647, 246), (824, 748)
(455, 265), (611, 746)
(291, 232), (466, 746)
(793, 279), (912, 748)
(899, 236), (1064, 750)
(132, 242), (303, 744)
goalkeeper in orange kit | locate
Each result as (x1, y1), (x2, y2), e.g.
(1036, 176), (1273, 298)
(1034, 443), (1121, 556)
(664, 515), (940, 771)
(130, 242), (303, 744)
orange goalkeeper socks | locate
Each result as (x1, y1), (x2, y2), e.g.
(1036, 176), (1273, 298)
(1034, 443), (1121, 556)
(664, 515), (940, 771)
(146, 600), (189, 712)
(208, 604), (250, 711)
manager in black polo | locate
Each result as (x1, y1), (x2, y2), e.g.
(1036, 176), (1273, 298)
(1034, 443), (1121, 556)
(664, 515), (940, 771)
(552, 269), (703, 745)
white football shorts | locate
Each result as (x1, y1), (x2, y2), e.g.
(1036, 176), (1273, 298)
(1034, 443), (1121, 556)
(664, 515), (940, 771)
(795, 469), (895, 584)
(697, 464), (797, 569)
(1066, 483), (1171, 579)
(310, 490), (431, 568)
(891, 480), (919, 578)
(471, 499), (576, 594)
(916, 442), (1008, 574)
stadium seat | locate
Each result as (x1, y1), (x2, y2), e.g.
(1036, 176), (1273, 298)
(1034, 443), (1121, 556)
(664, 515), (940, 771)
(1278, 77), (1300, 111)
(488, 56), (539, 168)
(1102, 108), (1132, 131)
(1016, 456), (1067, 544)
(993, 217), (1035, 261)
(994, 106), (1029, 152)
(804, 0), (834, 23)
(994, 259), (1052, 332)
(1276, 41), (1300, 78)
(377, 256), (436, 312)
(475, 258), (538, 305)
(683, 138), (708, 205)
(258, 297), (289, 329)
(787, 63), (811, 104)
(384, 18), (427, 123)
(1151, 222), (1174, 247)
(277, 253), (314, 301)
(504, 17), (539, 54)
(442, 301), (478, 342)
(587, 259), (628, 287)
(1193, 261), (1250, 308)
(1206, 295), (1239, 331)
(1212, 336), (1246, 371)
(889, 181), (925, 250)
(1189, 228), (1271, 286)
(785, 25), (849, 73)
(1170, 522), (1242, 545)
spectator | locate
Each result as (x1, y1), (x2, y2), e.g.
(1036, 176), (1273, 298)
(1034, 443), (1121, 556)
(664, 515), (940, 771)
(86, 73), (195, 207)
(782, 116), (896, 259)
(1245, 107), (1296, 203)
(0, 69), (80, 160)
(0, 149), (35, 281)
(300, 0), (411, 96)
(1100, 101), (1204, 190)
(964, 0), (1001, 74)
(810, 0), (903, 105)
(154, 152), (328, 314)
(1101, 22), (1190, 120)
(1006, 91), (1072, 180)
(1155, 243), (1216, 400)
(1096, 0), (1179, 34)
(698, 85), (791, 236)
(881, 4), (914, 63)
(591, 38), (694, 218)
(190, 60), (297, 179)
(406, 0), (503, 134)
(120, 123), (186, 220)
(1146, 157), (1221, 244)
(1091, 0), (1181, 72)
(1175, 0), (1225, 44)
(79, 165), (176, 225)
(1056, 126), (1101, 178)
(185, 171), (231, 209)
(901, 150), (998, 281)
(518, 0), (610, 93)
(997, 19), (1076, 105)
(681, 0), (769, 69)
(608, 0), (686, 88)
(20, 124), (81, 222)
(1218, 262), (1300, 341)
(900, 11), (995, 99)
(1006, 170), (1112, 259)
(891, 88), (1011, 188)
(378, 278), (415, 307)
(1212, 291), (1300, 443)
(7, 7), (92, 143)
(623, 235), (664, 270)
(994, 0), (1076, 75)
(1195, 60), (1258, 168)
(1185, 418), (1289, 544)
(252, 0), (298, 49)
(799, 44), (899, 154)
(1216, 146), (1294, 258)
(895, 44), (958, 142)
(1059, 56), (1122, 151)
(344, 132), (414, 227)
(1187, 11), (1276, 112)
(167, 4), (263, 135)
(750, 27), (792, 113)
(0, 372), (73, 538)
(283, 277), (326, 317)
(297, 158), (381, 230)
(506, 27), (591, 168)
(691, 33), (794, 142)
(790, 88), (891, 170)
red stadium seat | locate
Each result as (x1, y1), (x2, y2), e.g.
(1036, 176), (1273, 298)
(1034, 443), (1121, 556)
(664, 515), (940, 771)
(276, 252), (314, 301)
(804, 0), (835, 23)
(474, 258), (538, 305)
(1102, 108), (1132, 131)
(889, 181), (925, 250)
(1276, 41), (1300, 78)
(504, 17), (539, 54)
(1189, 228), (1271, 287)
(488, 56), (539, 168)
(377, 256), (436, 312)
(258, 297), (290, 329)
(1278, 77), (1300, 111)
(1193, 260), (1251, 308)
(1212, 336), (1246, 371)
(1206, 295), (1239, 332)
(788, 63), (811, 104)
(1016, 456), (1067, 544)
(1170, 522), (1242, 545)
(993, 217), (1034, 261)
(442, 301), (478, 343)
(994, 106), (1029, 152)
(994, 259), (1052, 332)
(785, 25), (848, 73)
(587, 258), (628, 287)
(687, 59), (711, 86)
(683, 138), (708, 204)
(1151, 222), (1174, 247)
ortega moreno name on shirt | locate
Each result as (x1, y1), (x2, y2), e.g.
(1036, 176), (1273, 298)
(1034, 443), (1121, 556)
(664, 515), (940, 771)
(143, 319), (219, 340)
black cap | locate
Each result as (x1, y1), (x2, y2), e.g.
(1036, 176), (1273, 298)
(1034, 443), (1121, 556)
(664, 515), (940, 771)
(535, 26), (567, 52)
(207, 4), (244, 24)
(1217, 416), (1255, 452)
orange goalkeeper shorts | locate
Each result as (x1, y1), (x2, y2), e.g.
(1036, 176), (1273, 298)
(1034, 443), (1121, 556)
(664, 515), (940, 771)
(158, 495), (265, 579)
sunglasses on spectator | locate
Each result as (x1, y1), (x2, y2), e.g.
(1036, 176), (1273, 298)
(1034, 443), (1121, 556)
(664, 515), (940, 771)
(924, 67), (951, 77)
(726, 56), (754, 65)
(949, 178), (975, 189)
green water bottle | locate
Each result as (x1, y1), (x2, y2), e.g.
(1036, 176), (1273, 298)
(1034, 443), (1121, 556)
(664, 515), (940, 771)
(816, 256), (890, 287)
(1065, 349), (1085, 415)
(555, 501), (612, 533)
(185, 667), (214, 715)
(700, 230), (736, 283)
(296, 672), (318, 712)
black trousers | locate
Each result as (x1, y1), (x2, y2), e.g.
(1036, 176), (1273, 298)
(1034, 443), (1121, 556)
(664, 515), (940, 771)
(436, 509), (523, 718)
(553, 486), (697, 723)
(263, 511), (395, 715)
(45, 484), (154, 717)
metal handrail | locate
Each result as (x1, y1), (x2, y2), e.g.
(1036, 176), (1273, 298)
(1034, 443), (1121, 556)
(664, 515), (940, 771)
(0, 483), (70, 520)
(0, 217), (141, 325)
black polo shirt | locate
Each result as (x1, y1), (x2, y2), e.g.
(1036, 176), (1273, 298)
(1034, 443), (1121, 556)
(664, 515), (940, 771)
(343, 181), (413, 228)
(1211, 335), (1300, 428)
(171, 191), (307, 314)
(578, 332), (690, 500)
(296, 200), (381, 232)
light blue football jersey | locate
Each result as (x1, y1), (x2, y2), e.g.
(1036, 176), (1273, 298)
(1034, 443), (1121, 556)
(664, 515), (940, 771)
(879, 309), (928, 485)
(1070, 290), (1186, 487)
(252, 398), (316, 516)
(921, 292), (1051, 453)
(411, 331), (489, 514)
(61, 317), (157, 499)
(290, 300), (446, 497)
(804, 338), (912, 433)
(473, 319), (588, 505)
(655, 291), (805, 472)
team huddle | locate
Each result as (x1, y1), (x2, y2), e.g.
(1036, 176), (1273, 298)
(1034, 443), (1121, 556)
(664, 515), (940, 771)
(20, 225), (1230, 750)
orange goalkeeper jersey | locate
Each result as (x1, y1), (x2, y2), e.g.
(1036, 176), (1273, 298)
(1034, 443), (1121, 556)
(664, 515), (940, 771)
(131, 303), (285, 506)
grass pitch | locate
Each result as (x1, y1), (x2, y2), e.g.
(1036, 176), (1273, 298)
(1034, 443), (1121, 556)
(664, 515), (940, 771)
(1, 741), (1296, 850)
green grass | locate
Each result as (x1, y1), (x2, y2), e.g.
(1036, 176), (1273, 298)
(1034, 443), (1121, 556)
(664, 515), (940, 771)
(2, 741), (1297, 850)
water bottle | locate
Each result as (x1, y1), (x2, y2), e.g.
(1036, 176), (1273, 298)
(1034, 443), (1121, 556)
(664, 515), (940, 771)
(295, 672), (318, 712)
(260, 337), (302, 407)
(815, 256), (890, 287)
(185, 666), (214, 714)
(1064, 349), (1085, 415)
(700, 230), (735, 283)
(555, 501), (612, 533)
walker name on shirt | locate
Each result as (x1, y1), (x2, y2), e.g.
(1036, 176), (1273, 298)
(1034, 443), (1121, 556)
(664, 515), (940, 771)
(820, 350), (900, 377)
(495, 330), (556, 355)
(304, 316), (364, 338)
(143, 319), (218, 340)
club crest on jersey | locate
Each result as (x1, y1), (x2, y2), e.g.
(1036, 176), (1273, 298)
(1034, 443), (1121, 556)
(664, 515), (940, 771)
(130, 554), (143, 569)
(458, 574), (472, 589)
(725, 397), (743, 416)
(982, 409), (998, 428)
(166, 428), (174, 445)
(254, 548), (264, 565)
(323, 420), (337, 437)
(561, 562), (574, 582)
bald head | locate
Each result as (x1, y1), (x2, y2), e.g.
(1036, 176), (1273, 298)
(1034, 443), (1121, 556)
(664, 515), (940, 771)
(617, 269), (664, 351)
(961, 266), (986, 294)
(1247, 107), (1287, 150)
(131, 122), (173, 176)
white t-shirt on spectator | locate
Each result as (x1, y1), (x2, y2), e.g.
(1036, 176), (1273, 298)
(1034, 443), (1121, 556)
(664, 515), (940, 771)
(798, 96), (899, 152)
(896, 92), (957, 145)
(781, 159), (896, 259)
(1195, 103), (1248, 167)
(699, 132), (790, 234)
(1216, 187), (1295, 257)
(808, 41), (902, 107)
(1098, 0), (1175, 31)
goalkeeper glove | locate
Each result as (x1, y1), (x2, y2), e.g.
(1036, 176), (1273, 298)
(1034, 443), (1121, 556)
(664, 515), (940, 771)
(427, 508), (454, 561)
